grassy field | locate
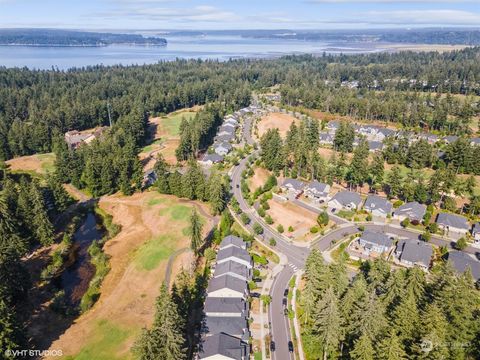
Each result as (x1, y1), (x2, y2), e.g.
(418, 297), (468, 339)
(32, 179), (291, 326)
(160, 110), (196, 137)
(5, 152), (56, 175)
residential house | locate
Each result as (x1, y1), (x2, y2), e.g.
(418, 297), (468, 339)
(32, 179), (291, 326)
(207, 275), (248, 299)
(198, 332), (248, 360)
(358, 231), (394, 255)
(472, 223), (480, 244)
(142, 169), (157, 188)
(304, 180), (330, 203)
(213, 142), (232, 156)
(216, 247), (253, 268)
(214, 260), (251, 282)
(363, 195), (392, 218)
(393, 201), (426, 223)
(281, 178), (305, 199)
(319, 132), (334, 145)
(204, 298), (249, 318)
(219, 235), (247, 251)
(470, 138), (480, 147)
(367, 141), (384, 152)
(443, 135), (459, 144)
(417, 133), (439, 145)
(328, 191), (362, 211)
(215, 134), (236, 143)
(448, 251), (480, 282)
(200, 154), (225, 166)
(436, 213), (470, 235)
(203, 316), (249, 341)
(64, 127), (108, 150)
(395, 240), (433, 271)
(326, 121), (340, 132)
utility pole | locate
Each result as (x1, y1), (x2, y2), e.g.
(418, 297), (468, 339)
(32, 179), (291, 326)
(107, 102), (113, 127)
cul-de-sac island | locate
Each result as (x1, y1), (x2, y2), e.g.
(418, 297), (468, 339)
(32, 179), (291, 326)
(1, 8), (480, 360)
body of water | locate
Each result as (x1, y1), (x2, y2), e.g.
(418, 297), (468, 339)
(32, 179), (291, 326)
(0, 35), (386, 70)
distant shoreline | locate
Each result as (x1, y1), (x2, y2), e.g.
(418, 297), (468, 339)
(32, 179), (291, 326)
(0, 43), (167, 47)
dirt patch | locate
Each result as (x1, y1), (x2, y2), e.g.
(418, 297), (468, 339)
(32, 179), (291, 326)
(6, 153), (55, 175)
(256, 112), (299, 139)
(267, 200), (317, 242)
(47, 192), (214, 359)
(248, 167), (271, 191)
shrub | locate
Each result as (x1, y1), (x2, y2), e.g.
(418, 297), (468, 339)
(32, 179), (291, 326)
(358, 225), (365, 232)
(262, 202), (270, 210)
(277, 224), (284, 233)
(248, 281), (257, 290)
(253, 223), (264, 235)
(317, 212), (329, 226)
(393, 200), (404, 208)
(252, 253), (268, 265)
(204, 248), (216, 262)
(258, 207), (266, 217)
(265, 215), (274, 225)
(455, 237), (468, 250)
(269, 238), (277, 246)
(288, 226), (294, 232)
(420, 231), (431, 242)
(241, 213), (251, 225)
(253, 268), (261, 277)
(366, 214), (372, 222)
(310, 226), (319, 234)
(260, 294), (272, 305)
(428, 223), (438, 234)
(401, 218), (410, 228)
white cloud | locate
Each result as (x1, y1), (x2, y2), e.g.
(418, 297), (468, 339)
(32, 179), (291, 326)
(359, 9), (480, 25)
(308, 0), (475, 3)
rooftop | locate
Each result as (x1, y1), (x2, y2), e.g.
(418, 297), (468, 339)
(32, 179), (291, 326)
(397, 240), (433, 268)
(204, 297), (248, 315)
(394, 201), (426, 221)
(282, 178), (305, 191)
(220, 235), (245, 250)
(360, 230), (393, 249)
(436, 212), (469, 230)
(448, 251), (480, 281)
(330, 191), (362, 207)
(364, 195), (392, 214)
(207, 274), (247, 294)
(217, 246), (251, 263)
(203, 316), (248, 337)
(198, 332), (246, 360)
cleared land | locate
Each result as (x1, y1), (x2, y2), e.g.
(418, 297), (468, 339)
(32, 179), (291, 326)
(267, 199), (317, 242)
(256, 112), (299, 139)
(5, 152), (55, 175)
(248, 167), (272, 190)
(140, 109), (198, 168)
(48, 192), (213, 359)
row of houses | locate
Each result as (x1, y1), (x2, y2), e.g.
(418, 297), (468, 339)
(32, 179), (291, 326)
(198, 236), (252, 360)
(321, 120), (480, 151)
(350, 230), (480, 280)
(200, 114), (239, 166)
(280, 178), (480, 241)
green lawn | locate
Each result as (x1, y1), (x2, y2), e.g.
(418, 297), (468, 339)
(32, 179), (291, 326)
(146, 197), (167, 207)
(134, 234), (176, 271)
(158, 204), (191, 221)
(37, 153), (56, 173)
(161, 111), (196, 137)
(71, 319), (132, 360)
(141, 139), (163, 153)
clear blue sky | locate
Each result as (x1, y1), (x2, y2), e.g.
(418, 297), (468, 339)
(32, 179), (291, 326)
(1, 0), (479, 30)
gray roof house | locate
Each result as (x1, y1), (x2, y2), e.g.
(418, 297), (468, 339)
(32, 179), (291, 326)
(215, 133), (236, 143)
(200, 153), (225, 165)
(472, 223), (480, 243)
(436, 213), (470, 235)
(204, 297), (249, 318)
(213, 142), (233, 156)
(443, 135), (459, 144)
(281, 178), (305, 199)
(448, 251), (480, 282)
(363, 195), (392, 218)
(328, 191), (362, 210)
(198, 332), (248, 360)
(319, 132), (334, 145)
(326, 121), (340, 132)
(214, 260), (251, 282)
(393, 201), (426, 223)
(203, 316), (249, 341)
(367, 141), (384, 152)
(304, 180), (330, 203)
(470, 138), (480, 146)
(142, 169), (157, 188)
(219, 235), (247, 251)
(207, 275), (248, 299)
(395, 240), (433, 270)
(216, 247), (252, 268)
(358, 231), (394, 255)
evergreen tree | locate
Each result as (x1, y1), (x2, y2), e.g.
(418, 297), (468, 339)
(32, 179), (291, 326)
(350, 333), (374, 360)
(207, 172), (226, 215)
(189, 209), (203, 255)
(376, 330), (407, 360)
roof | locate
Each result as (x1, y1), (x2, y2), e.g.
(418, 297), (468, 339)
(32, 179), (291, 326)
(360, 231), (393, 249)
(214, 142), (233, 150)
(443, 135), (459, 143)
(220, 235), (245, 250)
(471, 138), (480, 146)
(394, 201), (426, 221)
(204, 297), (248, 315)
(364, 195), (392, 214)
(216, 134), (235, 142)
(282, 178), (305, 191)
(199, 332), (246, 360)
(217, 246), (251, 263)
(436, 213), (469, 230)
(448, 251), (480, 281)
(207, 275), (247, 294)
(219, 125), (235, 134)
(473, 223), (480, 234)
(319, 132), (334, 142)
(378, 128), (396, 137)
(214, 260), (250, 280)
(327, 121), (340, 129)
(397, 240), (433, 268)
(204, 316), (248, 337)
(330, 191), (362, 207)
(305, 180), (329, 194)
(202, 154), (224, 163)
(368, 141), (383, 151)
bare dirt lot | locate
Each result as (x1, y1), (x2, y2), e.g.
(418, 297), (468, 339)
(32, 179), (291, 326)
(248, 167), (271, 191)
(256, 112), (299, 139)
(5, 153), (55, 175)
(267, 199), (317, 242)
(47, 192), (214, 359)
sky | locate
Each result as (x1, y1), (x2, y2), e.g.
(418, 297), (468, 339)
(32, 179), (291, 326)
(0, 0), (479, 30)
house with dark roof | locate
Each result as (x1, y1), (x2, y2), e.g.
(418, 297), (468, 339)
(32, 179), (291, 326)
(198, 332), (248, 360)
(367, 141), (384, 152)
(213, 142), (233, 156)
(219, 235), (247, 251)
(363, 195), (392, 218)
(470, 138), (480, 147)
(395, 240), (433, 271)
(204, 297), (249, 318)
(472, 223), (480, 244)
(358, 231), (394, 255)
(319, 132), (334, 145)
(436, 213), (470, 235)
(142, 169), (157, 188)
(200, 153), (225, 166)
(216, 247), (252, 268)
(443, 135), (459, 144)
(215, 133), (236, 143)
(328, 191), (362, 210)
(304, 180), (330, 203)
(214, 260), (251, 282)
(203, 316), (249, 342)
(448, 251), (480, 282)
(207, 275), (248, 299)
(326, 121), (340, 132)
(281, 178), (305, 199)
(393, 201), (426, 223)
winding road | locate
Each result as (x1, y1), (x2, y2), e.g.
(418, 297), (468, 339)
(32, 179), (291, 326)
(231, 107), (480, 360)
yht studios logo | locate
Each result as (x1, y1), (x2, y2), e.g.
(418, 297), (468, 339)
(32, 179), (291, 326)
(420, 339), (433, 353)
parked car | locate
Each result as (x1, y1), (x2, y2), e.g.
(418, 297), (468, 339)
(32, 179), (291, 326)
(270, 341), (275, 352)
(284, 308), (289, 316)
(288, 341), (294, 352)
(284, 288), (289, 297)
(251, 292), (260, 298)
(282, 298), (287, 306)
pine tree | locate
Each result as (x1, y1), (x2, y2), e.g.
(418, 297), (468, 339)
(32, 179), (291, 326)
(369, 153), (384, 192)
(189, 209), (203, 255)
(29, 181), (54, 246)
(376, 330), (407, 360)
(207, 172), (225, 215)
(413, 302), (449, 359)
(134, 284), (186, 360)
(350, 333), (374, 360)
(0, 294), (25, 357)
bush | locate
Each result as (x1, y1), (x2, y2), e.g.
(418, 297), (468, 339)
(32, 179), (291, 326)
(366, 214), (372, 222)
(204, 248), (216, 262)
(252, 253), (268, 265)
(317, 212), (329, 227)
(269, 238), (277, 246)
(288, 226), (294, 232)
(241, 213), (251, 225)
(248, 281), (257, 290)
(265, 215), (274, 225)
(420, 231), (431, 242)
(277, 224), (284, 233)
(393, 200), (404, 208)
(258, 207), (266, 217)
(253, 268), (261, 277)
(455, 237), (468, 250)
(427, 223), (438, 234)
(262, 202), (270, 211)
(401, 218), (410, 228)
(310, 226), (319, 234)
(358, 225), (365, 231)
(260, 294), (272, 305)
(253, 223), (264, 235)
